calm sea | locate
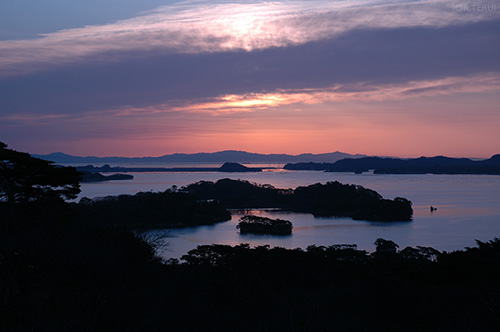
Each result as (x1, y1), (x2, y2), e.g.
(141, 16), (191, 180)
(76, 166), (500, 259)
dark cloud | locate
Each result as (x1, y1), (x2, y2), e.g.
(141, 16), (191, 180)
(1, 19), (499, 116)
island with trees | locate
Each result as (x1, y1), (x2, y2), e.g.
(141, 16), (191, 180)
(73, 190), (231, 228)
(79, 171), (134, 182)
(183, 178), (413, 221)
(237, 215), (293, 235)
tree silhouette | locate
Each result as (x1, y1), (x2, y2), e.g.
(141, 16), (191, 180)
(374, 238), (399, 254)
(0, 142), (80, 203)
(0, 142), (81, 229)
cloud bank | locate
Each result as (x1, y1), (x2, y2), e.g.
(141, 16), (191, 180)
(1, 0), (499, 77)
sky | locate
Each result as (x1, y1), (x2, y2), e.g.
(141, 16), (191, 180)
(1, 0), (499, 158)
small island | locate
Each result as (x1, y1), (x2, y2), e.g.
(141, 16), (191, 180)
(237, 215), (293, 235)
(80, 171), (134, 182)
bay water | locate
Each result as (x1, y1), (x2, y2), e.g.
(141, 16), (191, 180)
(77, 167), (500, 259)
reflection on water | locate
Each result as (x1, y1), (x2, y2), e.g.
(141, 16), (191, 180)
(77, 170), (500, 258)
(154, 200), (499, 259)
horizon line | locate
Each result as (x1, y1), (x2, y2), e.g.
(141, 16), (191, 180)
(30, 149), (496, 160)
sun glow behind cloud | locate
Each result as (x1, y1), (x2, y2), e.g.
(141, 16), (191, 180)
(118, 73), (500, 115)
(1, 0), (498, 77)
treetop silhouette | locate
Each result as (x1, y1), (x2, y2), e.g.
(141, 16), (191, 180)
(0, 142), (81, 204)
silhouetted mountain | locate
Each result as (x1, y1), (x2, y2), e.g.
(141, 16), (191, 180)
(285, 155), (500, 175)
(482, 154), (500, 165)
(34, 150), (366, 164)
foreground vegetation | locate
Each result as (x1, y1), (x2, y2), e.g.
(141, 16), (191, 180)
(2, 142), (499, 330)
(2, 221), (500, 331)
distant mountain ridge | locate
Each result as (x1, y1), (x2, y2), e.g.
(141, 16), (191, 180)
(34, 150), (366, 164)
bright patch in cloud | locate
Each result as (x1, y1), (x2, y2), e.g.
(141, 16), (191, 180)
(122, 73), (500, 115)
(1, 0), (498, 77)
(3, 72), (499, 123)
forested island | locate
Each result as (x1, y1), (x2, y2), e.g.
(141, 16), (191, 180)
(72, 191), (231, 228)
(79, 171), (134, 182)
(237, 215), (293, 235)
(2, 142), (500, 330)
(183, 178), (413, 221)
(71, 178), (412, 228)
(284, 154), (500, 174)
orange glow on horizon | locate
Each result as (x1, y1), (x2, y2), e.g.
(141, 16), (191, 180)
(25, 111), (499, 159)
(7, 76), (500, 159)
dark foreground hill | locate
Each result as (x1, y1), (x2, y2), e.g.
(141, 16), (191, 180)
(2, 226), (500, 331)
(285, 154), (500, 174)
